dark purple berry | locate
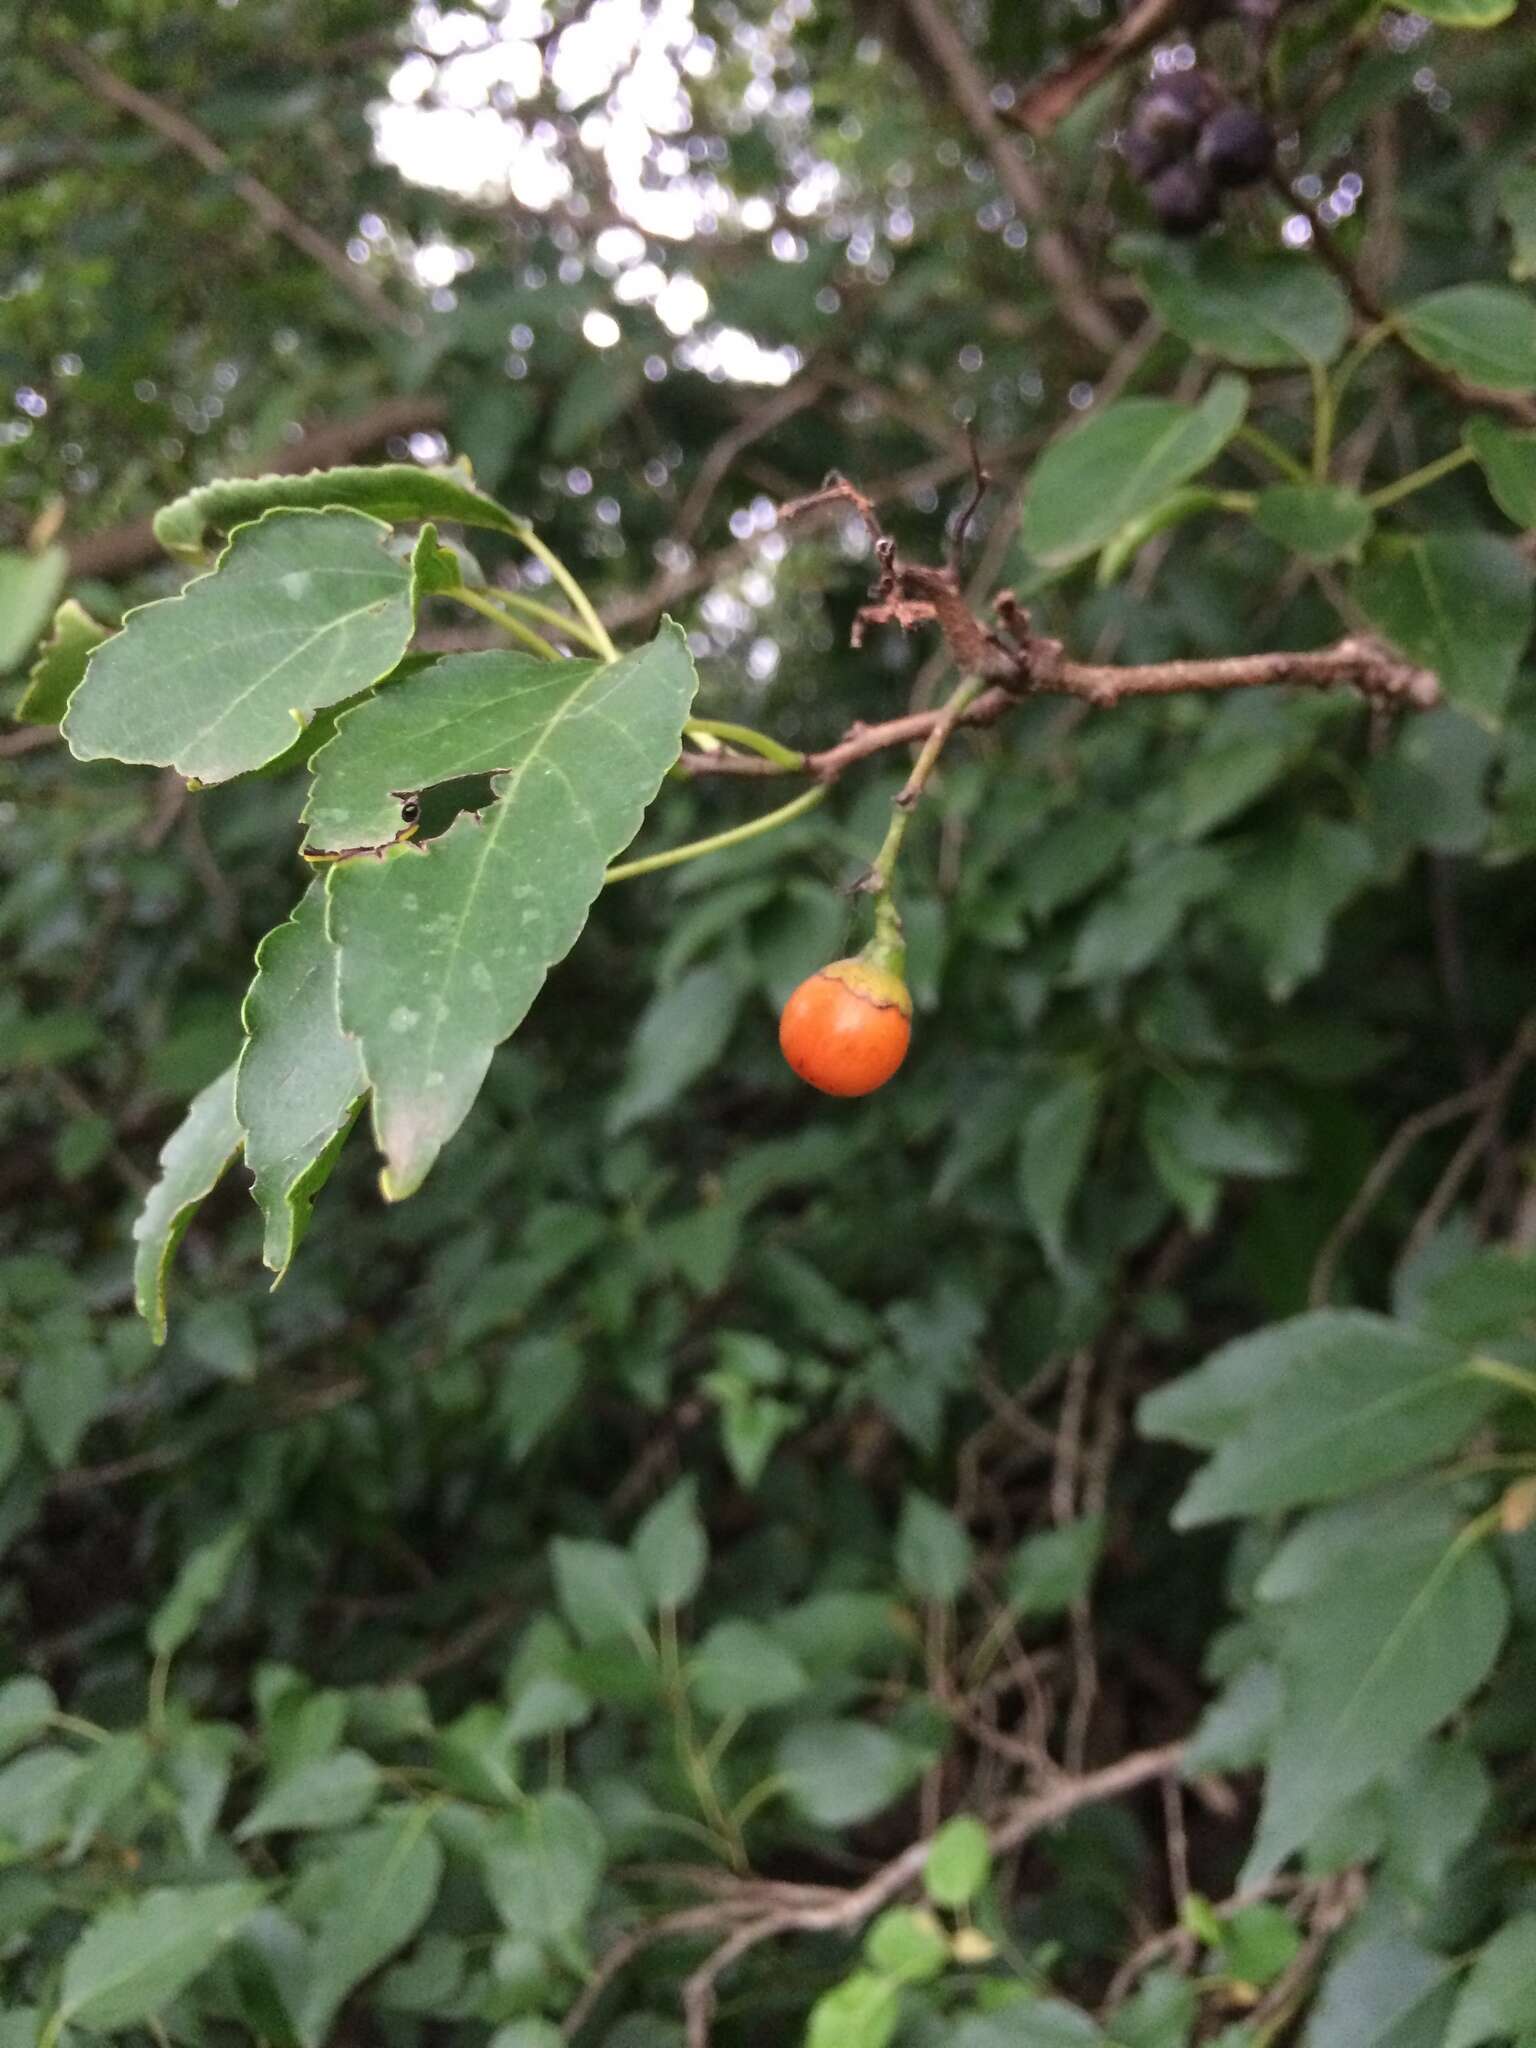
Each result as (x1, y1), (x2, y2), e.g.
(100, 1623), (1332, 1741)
(1125, 73), (1221, 177)
(1197, 105), (1277, 187)
(1147, 160), (1222, 236)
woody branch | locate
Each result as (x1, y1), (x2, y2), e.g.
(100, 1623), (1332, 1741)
(677, 479), (1439, 786)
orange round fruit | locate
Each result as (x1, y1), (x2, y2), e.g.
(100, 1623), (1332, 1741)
(778, 956), (912, 1097)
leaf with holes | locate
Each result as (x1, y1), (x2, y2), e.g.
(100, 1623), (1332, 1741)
(64, 509), (416, 784)
(153, 461), (525, 557)
(326, 623), (698, 1200)
(237, 884), (367, 1276)
(1021, 376), (1248, 570)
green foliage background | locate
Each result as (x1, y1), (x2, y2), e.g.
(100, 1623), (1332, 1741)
(4, 2), (1536, 2043)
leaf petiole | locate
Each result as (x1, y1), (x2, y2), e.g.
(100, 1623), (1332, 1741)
(1364, 443), (1477, 511)
(515, 530), (618, 662)
(474, 584), (610, 656)
(605, 783), (826, 884)
(448, 585), (561, 661)
(685, 717), (805, 768)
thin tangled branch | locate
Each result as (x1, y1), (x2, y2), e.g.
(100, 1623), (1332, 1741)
(678, 478), (1438, 788)
(650, 1742), (1183, 2048)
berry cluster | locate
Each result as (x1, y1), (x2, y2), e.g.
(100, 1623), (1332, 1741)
(1122, 73), (1276, 236)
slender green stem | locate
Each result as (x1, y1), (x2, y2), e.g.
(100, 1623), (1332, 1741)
(449, 585), (560, 661)
(730, 1771), (789, 1832)
(147, 1651), (171, 1743)
(1329, 320), (1393, 419)
(868, 672), (987, 896)
(1469, 1355), (1536, 1407)
(604, 784), (826, 884)
(1236, 425), (1311, 485)
(479, 585), (609, 656)
(685, 718), (805, 769)
(516, 530), (618, 662)
(1309, 359), (1334, 481)
(1365, 443), (1476, 511)
(50, 1710), (111, 1745)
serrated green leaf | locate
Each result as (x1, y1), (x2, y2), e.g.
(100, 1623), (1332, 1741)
(924, 1814), (991, 1908)
(1500, 167), (1536, 283)
(688, 1620), (811, 1716)
(14, 600), (110, 724)
(53, 1882), (263, 2030)
(1171, 1322), (1492, 1526)
(0, 1676), (55, 1760)
(132, 1064), (243, 1343)
(64, 509), (415, 784)
(1396, 284), (1536, 391)
(479, 1789), (605, 1939)
(327, 623), (698, 1199)
(237, 1748), (380, 1838)
(1006, 1515), (1103, 1616)
(895, 1490), (972, 1603)
(1252, 484), (1373, 561)
(1446, 1915), (1536, 2048)
(302, 647), (590, 854)
(1412, 0), (1516, 23)
(552, 1537), (650, 1646)
(1021, 376), (1248, 570)
(237, 885), (366, 1276)
(0, 547), (67, 674)
(806, 1969), (901, 2048)
(1464, 416), (1536, 527)
(149, 1521), (248, 1660)
(1223, 816), (1378, 998)
(20, 1339), (108, 1468)
(1129, 242), (1350, 367)
(606, 958), (745, 1134)
(63, 1732), (151, 1863)
(1218, 1903), (1301, 1988)
(866, 1906), (949, 1983)
(631, 1477), (708, 1610)
(1306, 1927), (1457, 2048)
(0, 1747), (85, 1854)
(1020, 1068), (1103, 1265)
(1354, 530), (1533, 726)
(1140, 1309), (1399, 1449)
(152, 461), (525, 558)
(778, 1719), (924, 1828)
(292, 1809), (443, 2047)
(1072, 846), (1228, 983)
(1244, 1506), (1508, 1880)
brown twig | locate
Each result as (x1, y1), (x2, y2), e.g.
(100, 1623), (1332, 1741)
(1311, 1012), (1536, 1305)
(1400, 1013), (1536, 1269)
(896, 0), (1123, 357)
(672, 1742), (1183, 2048)
(1006, 0), (1187, 139)
(681, 648), (1437, 787)
(48, 39), (411, 333)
